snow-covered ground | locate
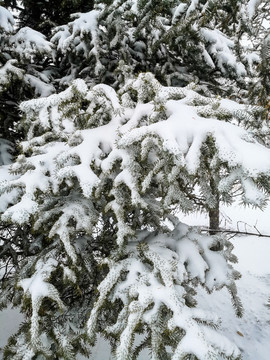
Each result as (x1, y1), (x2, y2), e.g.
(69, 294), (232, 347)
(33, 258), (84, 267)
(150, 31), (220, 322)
(197, 268), (270, 360)
(1, 203), (270, 359)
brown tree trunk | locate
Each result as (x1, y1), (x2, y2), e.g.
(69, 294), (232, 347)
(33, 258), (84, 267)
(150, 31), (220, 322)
(209, 202), (219, 235)
(208, 174), (220, 235)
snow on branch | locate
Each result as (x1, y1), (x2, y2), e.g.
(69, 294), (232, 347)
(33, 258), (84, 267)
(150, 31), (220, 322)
(0, 6), (14, 33)
(88, 222), (241, 359)
(2, 72), (270, 232)
(1, 72), (270, 359)
(51, 10), (103, 76)
(8, 27), (52, 60)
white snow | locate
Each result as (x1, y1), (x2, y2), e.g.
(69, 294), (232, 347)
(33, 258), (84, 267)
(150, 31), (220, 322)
(51, 10), (102, 75)
(0, 6), (14, 32)
(186, 0), (199, 18)
(172, 4), (187, 24)
(196, 271), (270, 360)
(200, 28), (246, 77)
(9, 27), (52, 59)
(19, 258), (58, 301)
(247, 0), (261, 19)
(52, 10), (100, 54)
(120, 97), (270, 177)
(0, 156), (18, 213)
(24, 74), (54, 97)
(0, 60), (24, 88)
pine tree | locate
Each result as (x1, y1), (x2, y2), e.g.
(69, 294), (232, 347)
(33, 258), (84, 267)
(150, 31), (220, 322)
(0, 5), (54, 143)
(247, 1), (270, 145)
(1, 73), (270, 359)
(1, 2), (270, 360)
(51, 0), (259, 95)
(2, 0), (95, 36)
(0, 6), (55, 335)
(50, 0), (267, 232)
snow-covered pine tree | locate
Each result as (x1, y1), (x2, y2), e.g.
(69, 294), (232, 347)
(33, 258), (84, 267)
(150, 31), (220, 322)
(247, 0), (270, 145)
(0, 5), (54, 143)
(51, 0), (259, 95)
(1, 73), (270, 359)
(1, 1), (270, 359)
(0, 5), (55, 327)
(0, 5), (24, 143)
(3, 0), (95, 37)
(255, 30), (270, 110)
(50, 1), (268, 231)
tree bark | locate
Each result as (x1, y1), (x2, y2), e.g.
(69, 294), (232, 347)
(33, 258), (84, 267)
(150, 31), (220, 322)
(209, 202), (219, 235)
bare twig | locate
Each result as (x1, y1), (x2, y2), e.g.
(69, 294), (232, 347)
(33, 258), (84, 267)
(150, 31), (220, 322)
(254, 220), (262, 236)
(200, 227), (270, 238)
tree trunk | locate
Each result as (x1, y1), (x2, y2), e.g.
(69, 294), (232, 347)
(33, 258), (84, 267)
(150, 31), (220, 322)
(209, 202), (219, 235)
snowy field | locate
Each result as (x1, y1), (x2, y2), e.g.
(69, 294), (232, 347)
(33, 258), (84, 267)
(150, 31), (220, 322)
(1, 202), (270, 360)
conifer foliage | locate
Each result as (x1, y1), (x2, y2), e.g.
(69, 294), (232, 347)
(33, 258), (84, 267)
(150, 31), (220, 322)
(51, 0), (258, 92)
(0, 5), (54, 143)
(0, 1), (270, 360)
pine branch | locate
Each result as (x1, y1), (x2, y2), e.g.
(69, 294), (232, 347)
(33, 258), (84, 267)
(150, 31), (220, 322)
(200, 227), (270, 238)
